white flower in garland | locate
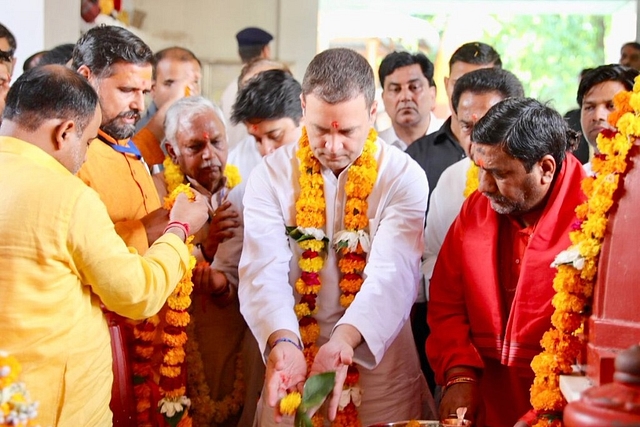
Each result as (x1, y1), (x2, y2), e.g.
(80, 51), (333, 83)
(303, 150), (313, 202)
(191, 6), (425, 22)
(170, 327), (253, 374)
(297, 226), (326, 241)
(158, 395), (191, 418)
(333, 229), (371, 253)
(551, 245), (585, 270)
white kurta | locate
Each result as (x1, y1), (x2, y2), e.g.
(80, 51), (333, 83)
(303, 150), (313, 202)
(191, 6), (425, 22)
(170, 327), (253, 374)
(421, 156), (471, 301)
(220, 79), (250, 151)
(238, 139), (435, 426)
(227, 136), (263, 183)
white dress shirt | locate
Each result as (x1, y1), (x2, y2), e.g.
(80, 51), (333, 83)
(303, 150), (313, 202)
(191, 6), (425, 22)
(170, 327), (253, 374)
(378, 112), (445, 151)
(238, 139), (434, 425)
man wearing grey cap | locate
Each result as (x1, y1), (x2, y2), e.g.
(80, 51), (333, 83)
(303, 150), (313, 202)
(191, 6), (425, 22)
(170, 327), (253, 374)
(220, 26), (274, 151)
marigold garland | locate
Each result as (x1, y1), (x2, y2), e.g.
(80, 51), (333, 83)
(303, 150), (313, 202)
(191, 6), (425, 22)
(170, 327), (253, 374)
(132, 157), (242, 426)
(185, 315), (245, 426)
(0, 351), (40, 427)
(286, 127), (378, 426)
(463, 161), (479, 197)
(528, 80), (640, 426)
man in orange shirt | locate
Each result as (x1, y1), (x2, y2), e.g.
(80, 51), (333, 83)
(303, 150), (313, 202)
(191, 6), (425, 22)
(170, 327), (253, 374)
(74, 25), (167, 253)
(72, 25), (171, 425)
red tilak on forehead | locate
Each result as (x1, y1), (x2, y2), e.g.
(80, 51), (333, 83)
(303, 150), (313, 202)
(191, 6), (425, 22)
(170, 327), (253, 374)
(203, 132), (209, 140)
(471, 113), (478, 122)
(331, 121), (339, 129)
(250, 124), (258, 133)
(476, 158), (485, 168)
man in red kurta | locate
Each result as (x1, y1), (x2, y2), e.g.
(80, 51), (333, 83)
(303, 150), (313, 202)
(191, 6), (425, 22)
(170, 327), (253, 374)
(427, 97), (587, 427)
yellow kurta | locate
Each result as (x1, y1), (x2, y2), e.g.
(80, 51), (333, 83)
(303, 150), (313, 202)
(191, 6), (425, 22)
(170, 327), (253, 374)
(77, 129), (161, 253)
(0, 136), (190, 426)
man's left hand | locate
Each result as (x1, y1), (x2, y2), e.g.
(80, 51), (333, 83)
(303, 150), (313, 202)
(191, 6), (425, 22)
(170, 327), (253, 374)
(309, 325), (361, 420)
(201, 201), (239, 260)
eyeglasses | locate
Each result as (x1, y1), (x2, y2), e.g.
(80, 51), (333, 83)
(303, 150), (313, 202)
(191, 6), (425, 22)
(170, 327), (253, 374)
(0, 49), (14, 63)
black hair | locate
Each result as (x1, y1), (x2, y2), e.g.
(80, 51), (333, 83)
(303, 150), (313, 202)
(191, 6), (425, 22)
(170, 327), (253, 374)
(378, 51), (435, 88)
(3, 64), (99, 133)
(302, 48), (375, 108)
(577, 64), (638, 106)
(0, 23), (17, 54)
(238, 45), (266, 63)
(472, 97), (579, 172)
(152, 46), (201, 80)
(622, 42), (640, 51)
(451, 68), (524, 114)
(23, 51), (47, 72)
(39, 44), (76, 67)
(231, 69), (302, 126)
(72, 25), (153, 78)
(449, 42), (502, 71)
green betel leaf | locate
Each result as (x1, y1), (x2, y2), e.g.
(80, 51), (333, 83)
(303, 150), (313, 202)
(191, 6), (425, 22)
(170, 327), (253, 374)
(294, 411), (313, 427)
(299, 371), (336, 411)
(163, 410), (185, 427)
(285, 225), (300, 238)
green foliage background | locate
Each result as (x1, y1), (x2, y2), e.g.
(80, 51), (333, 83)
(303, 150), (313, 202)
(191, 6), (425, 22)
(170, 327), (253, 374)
(418, 14), (610, 115)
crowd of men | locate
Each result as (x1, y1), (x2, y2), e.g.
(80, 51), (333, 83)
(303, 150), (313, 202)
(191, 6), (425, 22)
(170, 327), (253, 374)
(1, 20), (639, 427)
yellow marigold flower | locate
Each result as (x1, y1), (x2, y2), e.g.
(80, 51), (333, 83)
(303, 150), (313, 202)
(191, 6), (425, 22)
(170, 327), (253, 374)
(163, 347), (186, 365)
(0, 354), (21, 388)
(464, 163), (480, 197)
(162, 331), (188, 347)
(552, 265), (581, 293)
(299, 239), (326, 252)
(224, 163), (242, 189)
(338, 256), (366, 274)
(312, 413), (325, 427)
(163, 183), (196, 210)
(299, 256), (324, 273)
(530, 384), (565, 412)
(166, 310), (191, 327)
(160, 386), (186, 398)
(552, 291), (588, 313)
(629, 92), (640, 115)
(160, 365), (182, 378)
(340, 294), (356, 308)
(578, 238), (601, 259)
(551, 311), (583, 333)
(168, 294), (192, 311)
(133, 328), (156, 342)
(339, 277), (363, 294)
(295, 278), (321, 295)
(279, 392), (302, 416)
(301, 322), (321, 343)
(294, 303), (312, 319)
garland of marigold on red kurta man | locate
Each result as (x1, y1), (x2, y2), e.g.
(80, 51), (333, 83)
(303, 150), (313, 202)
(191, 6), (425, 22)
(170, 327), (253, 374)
(287, 127), (378, 426)
(527, 80), (640, 426)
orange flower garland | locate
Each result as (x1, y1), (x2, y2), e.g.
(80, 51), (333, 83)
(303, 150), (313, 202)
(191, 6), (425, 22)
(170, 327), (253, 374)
(288, 127), (378, 426)
(528, 83), (639, 426)
(157, 184), (197, 427)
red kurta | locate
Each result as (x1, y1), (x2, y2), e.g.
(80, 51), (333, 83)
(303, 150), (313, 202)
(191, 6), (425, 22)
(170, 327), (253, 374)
(427, 154), (586, 427)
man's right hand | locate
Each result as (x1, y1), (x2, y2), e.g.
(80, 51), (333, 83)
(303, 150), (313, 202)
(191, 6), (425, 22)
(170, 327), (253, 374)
(265, 333), (307, 422)
(170, 192), (209, 235)
(439, 382), (481, 424)
(140, 207), (170, 244)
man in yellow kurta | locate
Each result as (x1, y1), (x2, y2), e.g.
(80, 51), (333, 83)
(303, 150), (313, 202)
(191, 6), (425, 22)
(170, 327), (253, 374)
(71, 26), (173, 423)
(0, 65), (209, 426)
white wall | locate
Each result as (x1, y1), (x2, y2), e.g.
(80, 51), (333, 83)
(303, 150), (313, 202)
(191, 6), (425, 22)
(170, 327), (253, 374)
(3, 0), (81, 81)
(132, 0), (318, 101)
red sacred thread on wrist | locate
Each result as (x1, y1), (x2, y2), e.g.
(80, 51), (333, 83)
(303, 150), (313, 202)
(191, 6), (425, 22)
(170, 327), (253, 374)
(444, 375), (477, 393)
(163, 221), (190, 239)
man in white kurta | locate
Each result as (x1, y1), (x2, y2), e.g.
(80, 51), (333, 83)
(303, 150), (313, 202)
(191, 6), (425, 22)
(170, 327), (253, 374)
(238, 48), (434, 426)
